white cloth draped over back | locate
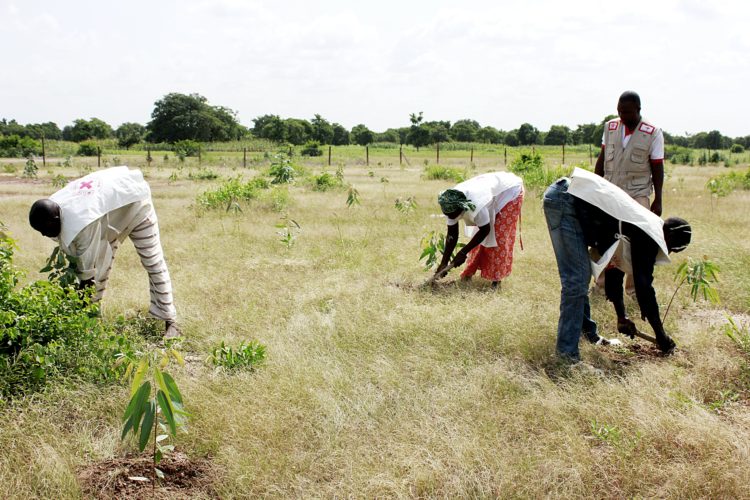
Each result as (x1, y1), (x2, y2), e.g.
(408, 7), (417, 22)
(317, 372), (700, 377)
(50, 166), (151, 248)
(445, 172), (524, 248)
(567, 167), (670, 279)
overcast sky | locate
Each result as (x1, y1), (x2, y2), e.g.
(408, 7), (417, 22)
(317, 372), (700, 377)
(2, 0), (748, 136)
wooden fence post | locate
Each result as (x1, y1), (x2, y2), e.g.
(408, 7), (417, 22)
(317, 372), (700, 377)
(366, 145), (369, 166)
(504, 147), (507, 166)
(243, 147), (247, 168)
(470, 146), (474, 164)
(328, 145), (332, 166)
(147, 147), (152, 166)
(562, 143), (565, 164)
(436, 142), (440, 164)
(41, 136), (46, 167)
(399, 145), (403, 166)
(97, 147), (101, 168)
(589, 144), (593, 165)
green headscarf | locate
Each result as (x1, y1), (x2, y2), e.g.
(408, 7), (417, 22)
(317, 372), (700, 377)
(438, 189), (476, 214)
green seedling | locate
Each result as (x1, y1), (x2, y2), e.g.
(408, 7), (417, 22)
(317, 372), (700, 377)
(662, 256), (720, 323)
(119, 342), (188, 489)
(346, 185), (360, 207)
(394, 196), (417, 214)
(419, 230), (464, 271)
(207, 340), (266, 371)
(276, 214), (301, 248)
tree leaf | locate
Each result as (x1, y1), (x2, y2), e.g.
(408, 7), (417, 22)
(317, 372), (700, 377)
(138, 401), (156, 452)
(130, 357), (149, 397)
(157, 390), (177, 435)
(162, 372), (184, 406)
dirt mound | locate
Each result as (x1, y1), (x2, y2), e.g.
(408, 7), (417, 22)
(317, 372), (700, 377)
(78, 452), (216, 499)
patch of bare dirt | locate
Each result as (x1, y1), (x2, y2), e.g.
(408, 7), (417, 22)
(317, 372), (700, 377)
(78, 452), (216, 499)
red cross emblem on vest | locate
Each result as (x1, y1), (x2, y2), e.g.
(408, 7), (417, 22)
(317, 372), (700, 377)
(80, 180), (93, 189)
(608, 121), (619, 131)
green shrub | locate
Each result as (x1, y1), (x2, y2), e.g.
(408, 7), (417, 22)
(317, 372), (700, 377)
(208, 341), (266, 371)
(300, 140), (323, 157)
(509, 151), (577, 191)
(187, 168), (219, 180)
(665, 146), (693, 165)
(0, 134), (42, 157)
(0, 228), (138, 398)
(173, 140), (200, 158)
(730, 144), (745, 154)
(23, 156), (38, 179)
(423, 165), (465, 182)
(196, 176), (270, 210)
(268, 154), (300, 184)
(76, 140), (100, 156)
(312, 171), (344, 191)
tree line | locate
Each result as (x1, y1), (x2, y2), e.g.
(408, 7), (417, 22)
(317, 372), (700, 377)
(2, 93), (749, 157)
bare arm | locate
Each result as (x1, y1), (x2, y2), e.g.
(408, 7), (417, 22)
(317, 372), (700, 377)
(594, 147), (605, 177)
(650, 161), (664, 216)
(436, 223), (459, 275)
(451, 224), (491, 268)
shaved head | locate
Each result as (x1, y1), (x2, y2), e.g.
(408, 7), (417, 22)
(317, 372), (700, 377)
(29, 199), (62, 238)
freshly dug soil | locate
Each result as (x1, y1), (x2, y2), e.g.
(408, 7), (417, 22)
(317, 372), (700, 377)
(78, 452), (216, 499)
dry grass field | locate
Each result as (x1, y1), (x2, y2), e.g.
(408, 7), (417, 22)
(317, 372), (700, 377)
(1, 149), (750, 498)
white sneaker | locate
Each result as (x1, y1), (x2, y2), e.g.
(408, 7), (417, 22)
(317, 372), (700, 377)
(595, 337), (622, 346)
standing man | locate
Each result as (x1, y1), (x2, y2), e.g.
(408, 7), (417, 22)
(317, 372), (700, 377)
(594, 91), (665, 295)
(595, 90), (664, 215)
(28, 166), (182, 338)
(543, 168), (691, 362)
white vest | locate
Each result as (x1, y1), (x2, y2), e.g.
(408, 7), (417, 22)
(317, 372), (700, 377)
(50, 166), (151, 247)
(567, 168), (670, 278)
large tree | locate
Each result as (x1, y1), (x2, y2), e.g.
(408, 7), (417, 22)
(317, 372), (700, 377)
(147, 93), (245, 143)
(544, 125), (571, 145)
(407, 112), (431, 150)
(450, 119), (481, 142)
(311, 114), (334, 144)
(350, 124), (374, 146)
(331, 123), (350, 145)
(517, 123), (540, 145)
(116, 122), (146, 149)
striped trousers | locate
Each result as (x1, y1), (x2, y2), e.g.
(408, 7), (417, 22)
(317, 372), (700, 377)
(94, 209), (177, 321)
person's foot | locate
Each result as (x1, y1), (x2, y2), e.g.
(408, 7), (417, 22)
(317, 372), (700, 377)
(657, 336), (676, 355)
(164, 320), (183, 339)
(491, 281), (501, 290)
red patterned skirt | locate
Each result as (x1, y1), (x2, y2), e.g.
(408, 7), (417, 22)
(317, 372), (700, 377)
(460, 192), (524, 282)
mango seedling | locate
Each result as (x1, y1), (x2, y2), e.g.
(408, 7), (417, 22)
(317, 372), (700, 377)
(394, 196), (417, 215)
(40, 246), (79, 288)
(119, 342), (188, 488)
(662, 256), (720, 323)
(346, 185), (360, 207)
(419, 230), (464, 271)
(276, 214), (301, 249)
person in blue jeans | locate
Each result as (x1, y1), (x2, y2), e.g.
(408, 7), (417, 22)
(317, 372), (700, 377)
(543, 174), (691, 362)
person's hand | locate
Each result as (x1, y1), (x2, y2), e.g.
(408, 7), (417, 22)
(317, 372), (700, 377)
(616, 317), (638, 339)
(435, 263), (448, 278)
(650, 198), (662, 216)
(451, 252), (467, 268)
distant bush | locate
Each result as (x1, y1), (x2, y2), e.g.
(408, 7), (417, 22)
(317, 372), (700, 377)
(300, 140), (323, 157)
(730, 144), (745, 154)
(665, 146), (693, 165)
(173, 139), (200, 158)
(509, 151), (579, 191)
(706, 168), (750, 199)
(187, 168), (219, 180)
(311, 171), (344, 191)
(196, 176), (270, 210)
(76, 140), (100, 156)
(423, 165), (465, 183)
(0, 134), (42, 157)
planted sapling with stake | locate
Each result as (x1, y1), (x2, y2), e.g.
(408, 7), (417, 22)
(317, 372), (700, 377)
(346, 185), (360, 207)
(276, 214), (301, 248)
(419, 230), (464, 271)
(119, 341), (188, 488)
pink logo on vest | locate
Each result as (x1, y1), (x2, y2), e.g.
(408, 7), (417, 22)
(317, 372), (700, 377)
(80, 181), (93, 189)
(608, 121), (619, 131)
(639, 123), (655, 135)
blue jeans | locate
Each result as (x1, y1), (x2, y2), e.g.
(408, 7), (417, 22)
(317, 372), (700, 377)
(543, 179), (598, 361)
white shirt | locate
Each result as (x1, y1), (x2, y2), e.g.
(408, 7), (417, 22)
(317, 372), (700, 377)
(601, 121), (664, 160)
(445, 172), (524, 247)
